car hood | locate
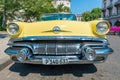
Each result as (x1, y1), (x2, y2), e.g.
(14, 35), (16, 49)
(12, 20), (106, 38)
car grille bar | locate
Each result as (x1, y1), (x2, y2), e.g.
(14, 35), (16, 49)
(33, 42), (81, 55)
(8, 37), (107, 56)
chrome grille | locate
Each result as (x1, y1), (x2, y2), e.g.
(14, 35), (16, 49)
(33, 43), (81, 55)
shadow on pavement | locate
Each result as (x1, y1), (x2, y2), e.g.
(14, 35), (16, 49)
(9, 63), (97, 77)
(0, 34), (8, 38)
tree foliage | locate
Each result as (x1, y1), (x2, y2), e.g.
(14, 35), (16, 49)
(0, 0), (70, 24)
(81, 8), (101, 21)
(19, 0), (57, 21)
(57, 4), (70, 13)
(0, 0), (71, 30)
(3, 0), (56, 21)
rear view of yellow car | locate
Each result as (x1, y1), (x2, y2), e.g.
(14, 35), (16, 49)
(5, 13), (113, 65)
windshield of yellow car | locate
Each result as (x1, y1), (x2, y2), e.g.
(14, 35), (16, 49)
(40, 14), (77, 21)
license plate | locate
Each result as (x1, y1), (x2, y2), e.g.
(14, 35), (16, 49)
(42, 58), (69, 65)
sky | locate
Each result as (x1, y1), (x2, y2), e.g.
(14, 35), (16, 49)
(71, 0), (102, 14)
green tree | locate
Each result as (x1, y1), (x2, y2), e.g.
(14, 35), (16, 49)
(20, 0), (56, 21)
(0, 0), (71, 26)
(0, 0), (56, 23)
(63, 6), (70, 12)
(0, 0), (6, 27)
(0, 0), (21, 27)
(81, 8), (101, 21)
(81, 11), (91, 21)
(56, 4), (70, 13)
(91, 8), (101, 20)
(57, 4), (64, 12)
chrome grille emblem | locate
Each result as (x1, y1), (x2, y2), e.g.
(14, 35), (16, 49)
(53, 26), (60, 33)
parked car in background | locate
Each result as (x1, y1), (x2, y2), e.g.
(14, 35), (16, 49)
(5, 13), (113, 65)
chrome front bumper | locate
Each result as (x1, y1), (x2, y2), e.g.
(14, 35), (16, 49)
(5, 36), (113, 65)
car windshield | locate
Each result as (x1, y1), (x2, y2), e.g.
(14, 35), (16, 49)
(40, 14), (77, 21)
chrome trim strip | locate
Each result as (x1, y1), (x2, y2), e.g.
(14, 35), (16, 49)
(7, 43), (34, 53)
(7, 42), (110, 55)
(95, 48), (113, 55)
(10, 55), (107, 64)
(14, 60), (105, 64)
(5, 49), (19, 54)
(9, 36), (108, 43)
(5, 47), (112, 64)
(8, 43), (33, 50)
(5, 47), (113, 55)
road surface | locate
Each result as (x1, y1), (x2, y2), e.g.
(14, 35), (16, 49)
(0, 35), (120, 80)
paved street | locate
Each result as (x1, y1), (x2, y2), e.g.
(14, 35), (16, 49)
(0, 32), (11, 70)
(0, 35), (120, 80)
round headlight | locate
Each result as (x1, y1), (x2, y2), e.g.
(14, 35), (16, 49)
(83, 47), (96, 61)
(7, 23), (19, 35)
(17, 48), (29, 62)
(96, 22), (109, 35)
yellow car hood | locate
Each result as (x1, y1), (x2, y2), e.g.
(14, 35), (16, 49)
(13, 20), (105, 38)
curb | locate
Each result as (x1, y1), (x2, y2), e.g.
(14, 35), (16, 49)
(0, 57), (13, 71)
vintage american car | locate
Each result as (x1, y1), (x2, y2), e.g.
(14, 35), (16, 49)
(5, 13), (113, 65)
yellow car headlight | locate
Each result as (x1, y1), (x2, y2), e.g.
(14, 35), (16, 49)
(7, 23), (20, 35)
(96, 22), (110, 35)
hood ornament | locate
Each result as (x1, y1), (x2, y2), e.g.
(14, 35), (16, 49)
(53, 26), (60, 33)
(42, 26), (71, 33)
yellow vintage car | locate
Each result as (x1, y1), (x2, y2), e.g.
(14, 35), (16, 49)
(5, 13), (113, 65)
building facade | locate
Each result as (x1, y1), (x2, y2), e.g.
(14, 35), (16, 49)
(102, 0), (120, 26)
(53, 0), (71, 8)
(76, 14), (82, 21)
